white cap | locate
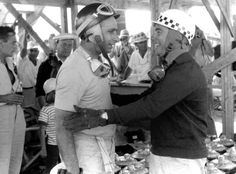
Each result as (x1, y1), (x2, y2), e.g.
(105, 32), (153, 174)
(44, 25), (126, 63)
(132, 32), (148, 43)
(153, 9), (195, 44)
(43, 78), (56, 94)
(53, 33), (77, 41)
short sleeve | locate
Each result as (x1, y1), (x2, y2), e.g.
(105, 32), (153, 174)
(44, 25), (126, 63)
(55, 66), (87, 112)
(38, 107), (49, 124)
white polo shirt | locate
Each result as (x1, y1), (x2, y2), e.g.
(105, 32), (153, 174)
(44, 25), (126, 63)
(128, 48), (151, 81)
(17, 56), (39, 88)
(55, 46), (115, 136)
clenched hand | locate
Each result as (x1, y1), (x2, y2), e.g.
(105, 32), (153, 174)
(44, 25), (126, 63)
(0, 93), (24, 105)
(63, 105), (107, 133)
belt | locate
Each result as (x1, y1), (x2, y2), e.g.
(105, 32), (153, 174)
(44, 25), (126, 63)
(23, 86), (34, 89)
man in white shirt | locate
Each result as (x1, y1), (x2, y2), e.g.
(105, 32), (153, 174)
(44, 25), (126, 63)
(55, 3), (119, 174)
(17, 32), (40, 108)
(0, 26), (25, 174)
(122, 32), (152, 82)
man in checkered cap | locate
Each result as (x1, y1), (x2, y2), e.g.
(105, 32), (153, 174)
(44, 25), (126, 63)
(64, 9), (208, 174)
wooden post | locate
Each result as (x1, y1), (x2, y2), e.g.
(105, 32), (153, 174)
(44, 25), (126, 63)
(169, 0), (177, 9)
(4, 3), (50, 55)
(60, 6), (68, 33)
(116, 10), (126, 33)
(150, 0), (160, 68)
(219, 0), (234, 139)
(216, 0), (234, 38)
(233, 15), (236, 39)
(70, 0), (77, 33)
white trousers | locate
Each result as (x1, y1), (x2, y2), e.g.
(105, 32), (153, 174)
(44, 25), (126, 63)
(74, 133), (115, 174)
(149, 153), (206, 174)
(0, 105), (26, 174)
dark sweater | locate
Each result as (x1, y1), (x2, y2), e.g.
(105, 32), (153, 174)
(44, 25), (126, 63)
(108, 52), (208, 159)
(35, 59), (52, 97)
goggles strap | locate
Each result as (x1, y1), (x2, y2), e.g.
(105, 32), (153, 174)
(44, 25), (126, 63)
(94, 35), (114, 76)
(76, 15), (97, 36)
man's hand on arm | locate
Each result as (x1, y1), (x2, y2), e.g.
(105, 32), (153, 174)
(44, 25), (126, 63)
(63, 106), (108, 133)
(56, 109), (81, 174)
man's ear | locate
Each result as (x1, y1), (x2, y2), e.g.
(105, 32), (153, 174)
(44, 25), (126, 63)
(86, 24), (103, 43)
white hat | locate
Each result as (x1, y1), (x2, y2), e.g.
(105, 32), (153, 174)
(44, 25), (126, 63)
(53, 33), (77, 41)
(132, 32), (148, 43)
(119, 29), (129, 38)
(43, 78), (56, 94)
(153, 9), (195, 44)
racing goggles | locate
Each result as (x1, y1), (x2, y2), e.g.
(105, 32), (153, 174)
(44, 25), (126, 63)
(87, 57), (111, 78)
(76, 4), (119, 36)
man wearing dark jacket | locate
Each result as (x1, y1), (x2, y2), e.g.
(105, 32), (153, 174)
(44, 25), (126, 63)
(64, 9), (208, 174)
(36, 33), (76, 108)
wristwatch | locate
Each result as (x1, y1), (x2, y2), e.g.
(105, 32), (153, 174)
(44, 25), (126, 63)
(99, 110), (108, 126)
(100, 110), (108, 120)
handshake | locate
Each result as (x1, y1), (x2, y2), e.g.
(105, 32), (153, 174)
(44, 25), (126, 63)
(63, 106), (108, 133)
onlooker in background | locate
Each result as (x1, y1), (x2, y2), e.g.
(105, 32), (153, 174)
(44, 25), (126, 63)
(121, 32), (151, 82)
(17, 31), (40, 109)
(36, 33), (77, 108)
(38, 78), (59, 174)
(53, 33), (77, 63)
(110, 29), (134, 75)
(189, 26), (214, 68)
(55, 2), (120, 174)
(189, 26), (217, 136)
(0, 26), (25, 174)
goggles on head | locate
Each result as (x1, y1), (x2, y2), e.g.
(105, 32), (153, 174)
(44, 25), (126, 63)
(76, 3), (119, 37)
(87, 57), (111, 78)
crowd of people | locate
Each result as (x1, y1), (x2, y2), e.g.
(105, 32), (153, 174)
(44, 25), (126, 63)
(0, 1), (231, 174)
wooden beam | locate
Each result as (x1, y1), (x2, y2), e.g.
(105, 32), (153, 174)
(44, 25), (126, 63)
(40, 13), (61, 33)
(202, 48), (236, 83)
(0, 0), (156, 10)
(3, 3), (50, 55)
(215, 0), (234, 38)
(0, 11), (9, 25)
(0, 0), (204, 10)
(0, 0), (67, 7)
(26, 6), (44, 25)
(201, 0), (220, 32)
